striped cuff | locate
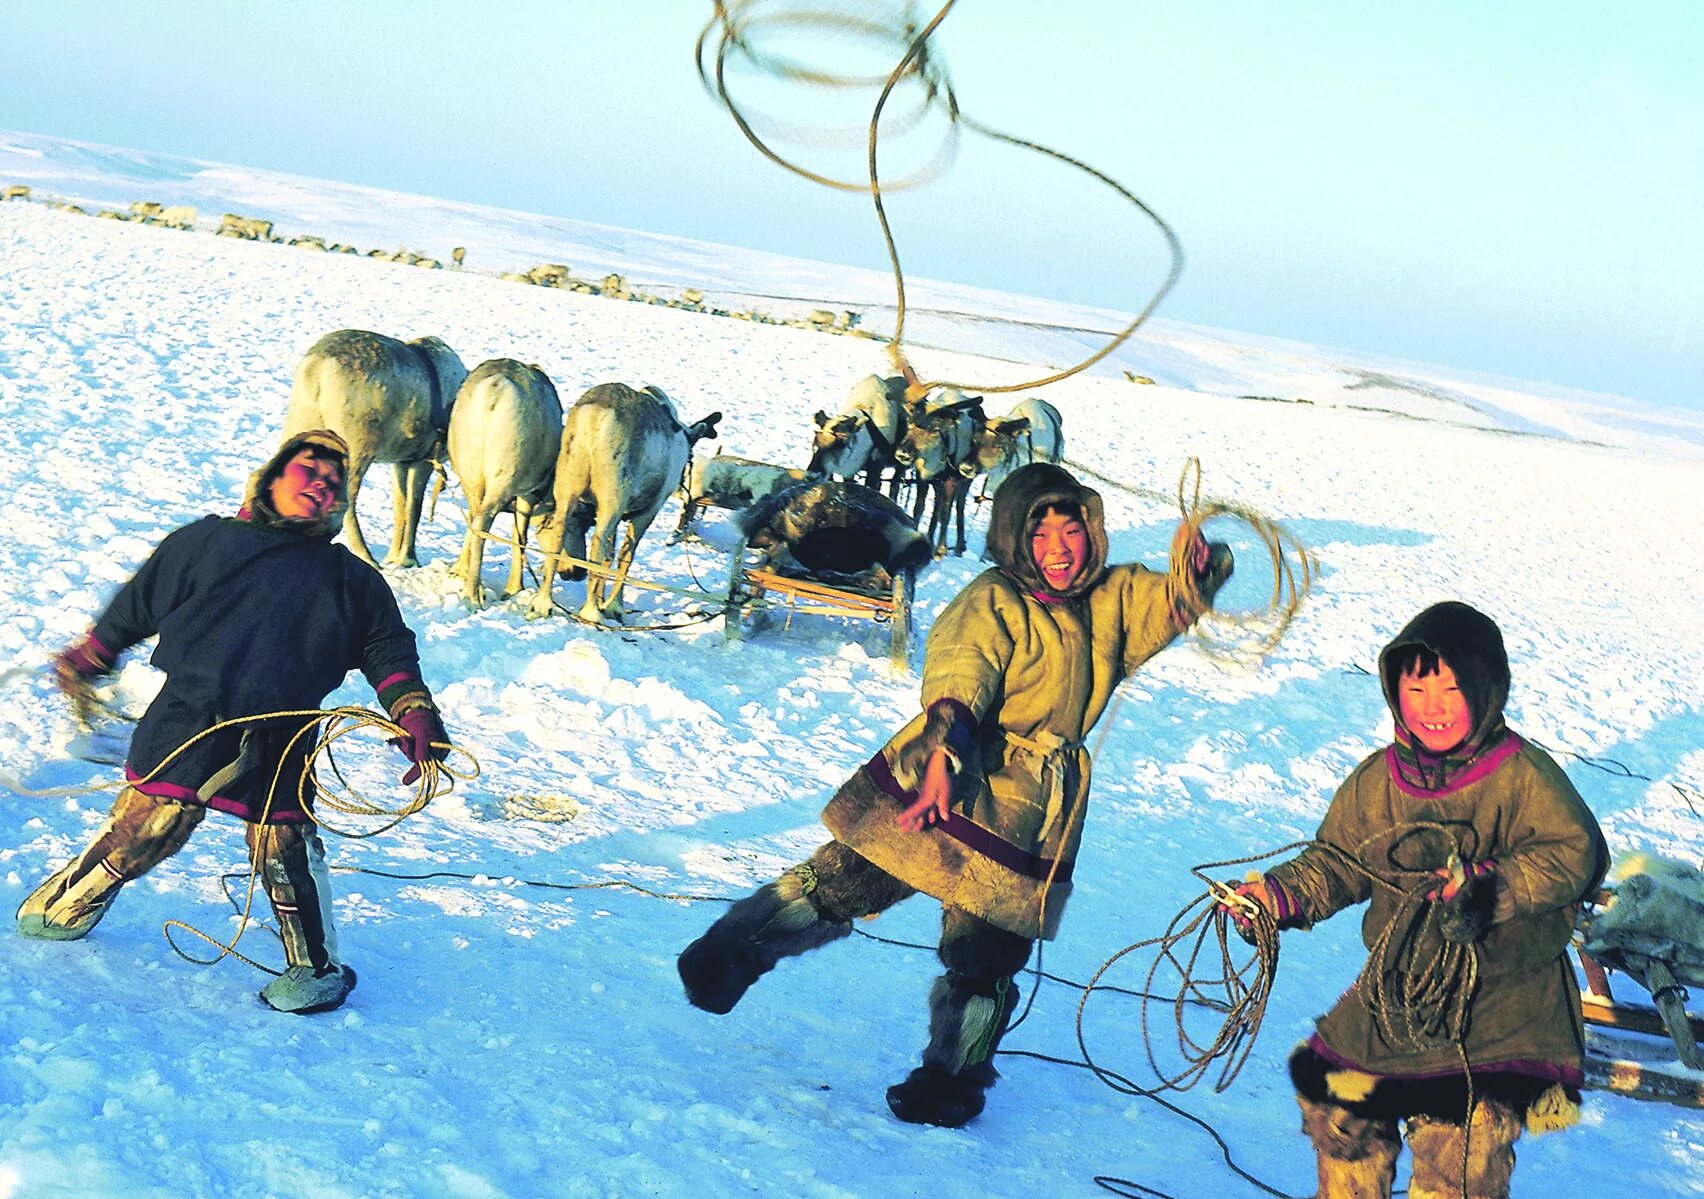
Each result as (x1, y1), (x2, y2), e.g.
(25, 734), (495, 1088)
(376, 673), (434, 719)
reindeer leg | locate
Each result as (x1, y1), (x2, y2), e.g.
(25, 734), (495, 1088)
(459, 501), (494, 609)
(525, 509), (567, 621)
(504, 501), (533, 598)
(602, 520), (646, 624)
(579, 511), (622, 624)
(341, 457), (379, 567)
(384, 460), (431, 568)
(951, 475), (968, 556)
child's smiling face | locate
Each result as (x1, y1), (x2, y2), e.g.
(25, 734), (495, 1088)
(1398, 657), (1472, 753)
(1030, 506), (1088, 592)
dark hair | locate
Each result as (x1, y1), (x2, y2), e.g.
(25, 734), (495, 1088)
(1389, 645), (1443, 680)
(1028, 501), (1084, 534)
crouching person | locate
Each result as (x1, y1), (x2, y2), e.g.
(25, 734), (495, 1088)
(1227, 601), (1607, 1199)
(678, 463), (1233, 1126)
(17, 430), (451, 1015)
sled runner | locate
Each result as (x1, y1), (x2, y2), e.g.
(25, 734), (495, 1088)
(1574, 855), (1704, 1107)
(722, 537), (916, 668)
(719, 479), (929, 668)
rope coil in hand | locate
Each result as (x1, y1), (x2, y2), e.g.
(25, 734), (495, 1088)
(1166, 457), (1317, 669)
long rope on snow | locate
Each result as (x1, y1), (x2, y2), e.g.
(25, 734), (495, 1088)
(697, 0), (1184, 401)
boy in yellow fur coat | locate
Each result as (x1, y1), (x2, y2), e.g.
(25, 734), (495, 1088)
(679, 463), (1232, 1126)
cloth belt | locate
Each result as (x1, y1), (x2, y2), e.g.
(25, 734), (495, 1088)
(1002, 728), (1086, 846)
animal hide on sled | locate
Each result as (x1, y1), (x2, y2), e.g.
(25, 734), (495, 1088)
(1581, 852), (1704, 986)
(736, 480), (931, 588)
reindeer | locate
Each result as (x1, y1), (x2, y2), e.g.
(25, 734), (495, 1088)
(895, 387), (984, 557)
(807, 374), (908, 491)
(672, 451), (810, 540)
(447, 360), (565, 608)
(967, 396), (1064, 499)
(283, 329), (468, 568)
(526, 384), (721, 624)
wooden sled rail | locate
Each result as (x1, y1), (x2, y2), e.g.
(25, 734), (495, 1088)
(474, 531), (726, 605)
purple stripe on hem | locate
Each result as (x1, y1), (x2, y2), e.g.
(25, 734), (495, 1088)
(1386, 733), (1525, 798)
(125, 767), (311, 825)
(86, 632), (113, 662)
(1307, 1032), (1583, 1088)
(865, 752), (1074, 884)
(375, 671), (418, 693)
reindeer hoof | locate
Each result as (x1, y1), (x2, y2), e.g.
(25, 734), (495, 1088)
(524, 599), (554, 621)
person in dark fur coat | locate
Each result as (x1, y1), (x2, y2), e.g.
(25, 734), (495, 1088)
(17, 430), (451, 1015)
(1227, 601), (1607, 1199)
(678, 462), (1233, 1127)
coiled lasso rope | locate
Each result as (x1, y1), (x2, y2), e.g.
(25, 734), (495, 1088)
(1165, 457), (1318, 670)
(0, 672), (477, 976)
(1074, 830), (1486, 1199)
(697, 0), (1184, 402)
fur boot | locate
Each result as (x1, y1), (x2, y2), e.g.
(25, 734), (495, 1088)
(678, 864), (853, 1014)
(17, 789), (204, 940)
(887, 973), (1020, 1128)
(1405, 1098), (1522, 1199)
(249, 823), (356, 1014)
(1297, 1094), (1400, 1199)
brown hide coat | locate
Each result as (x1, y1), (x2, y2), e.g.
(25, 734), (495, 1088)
(1266, 603), (1607, 1078)
(823, 465), (1196, 939)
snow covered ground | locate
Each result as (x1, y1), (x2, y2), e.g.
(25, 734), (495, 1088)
(0, 133), (1700, 1198)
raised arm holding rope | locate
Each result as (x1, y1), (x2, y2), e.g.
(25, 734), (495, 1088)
(17, 430), (453, 1015)
(677, 462), (1233, 1128)
(1222, 602), (1607, 1199)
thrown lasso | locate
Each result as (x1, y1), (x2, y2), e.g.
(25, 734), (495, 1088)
(697, 0), (1183, 401)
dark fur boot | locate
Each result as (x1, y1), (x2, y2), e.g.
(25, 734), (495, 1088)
(678, 865), (851, 1014)
(887, 974), (1019, 1127)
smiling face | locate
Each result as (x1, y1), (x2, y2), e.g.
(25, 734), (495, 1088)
(268, 448), (345, 521)
(1398, 656), (1473, 753)
(1030, 505), (1088, 592)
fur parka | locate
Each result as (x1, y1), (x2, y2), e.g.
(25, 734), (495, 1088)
(823, 464), (1201, 939)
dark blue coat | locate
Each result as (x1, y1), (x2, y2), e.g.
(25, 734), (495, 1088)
(93, 515), (422, 822)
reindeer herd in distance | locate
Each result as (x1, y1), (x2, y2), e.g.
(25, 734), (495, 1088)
(1, 184), (869, 331)
(3, 183), (1065, 626)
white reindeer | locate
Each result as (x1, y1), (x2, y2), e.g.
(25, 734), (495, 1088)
(283, 328), (468, 568)
(672, 451), (810, 540)
(807, 374), (908, 490)
(968, 397), (1064, 496)
(526, 383), (721, 624)
(895, 387), (984, 556)
(447, 359), (564, 608)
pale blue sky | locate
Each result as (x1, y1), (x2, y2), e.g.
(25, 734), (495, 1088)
(2, 2), (1698, 409)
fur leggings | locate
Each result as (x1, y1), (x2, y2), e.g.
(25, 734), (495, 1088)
(20, 786), (340, 968)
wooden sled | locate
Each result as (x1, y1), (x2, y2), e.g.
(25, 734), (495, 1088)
(722, 538), (916, 668)
(1575, 883), (1704, 1108)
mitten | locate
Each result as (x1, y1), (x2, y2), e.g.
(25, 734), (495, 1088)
(377, 674), (450, 784)
(1170, 526), (1234, 626)
(392, 704), (450, 785)
(1431, 857), (1498, 945)
(53, 633), (114, 726)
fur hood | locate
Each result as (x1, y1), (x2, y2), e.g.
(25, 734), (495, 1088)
(983, 463), (1107, 600)
(1377, 600), (1510, 751)
(242, 429), (350, 538)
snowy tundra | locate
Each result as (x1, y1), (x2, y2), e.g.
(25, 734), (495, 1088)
(0, 136), (1701, 1199)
